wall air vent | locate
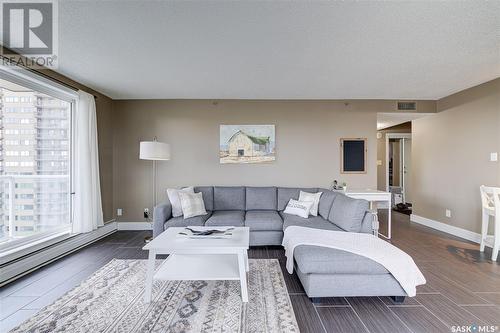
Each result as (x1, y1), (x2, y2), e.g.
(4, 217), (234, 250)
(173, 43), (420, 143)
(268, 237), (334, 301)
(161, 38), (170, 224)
(397, 101), (417, 111)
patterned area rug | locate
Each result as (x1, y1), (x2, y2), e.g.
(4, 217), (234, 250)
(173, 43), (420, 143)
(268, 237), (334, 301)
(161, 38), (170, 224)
(10, 259), (299, 333)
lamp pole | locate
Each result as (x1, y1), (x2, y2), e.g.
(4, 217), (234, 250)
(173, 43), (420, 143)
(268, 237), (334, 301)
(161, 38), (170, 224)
(139, 137), (171, 242)
(152, 158), (157, 207)
(145, 159), (156, 243)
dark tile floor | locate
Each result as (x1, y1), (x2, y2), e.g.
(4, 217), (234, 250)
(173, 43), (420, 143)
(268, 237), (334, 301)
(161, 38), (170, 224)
(1, 212), (499, 332)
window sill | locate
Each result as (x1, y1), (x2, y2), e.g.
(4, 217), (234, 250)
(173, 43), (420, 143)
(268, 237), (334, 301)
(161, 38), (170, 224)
(0, 222), (117, 285)
(0, 231), (73, 265)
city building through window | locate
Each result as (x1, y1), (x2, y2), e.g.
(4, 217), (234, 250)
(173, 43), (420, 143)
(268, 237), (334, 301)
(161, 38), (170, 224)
(0, 77), (74, 247)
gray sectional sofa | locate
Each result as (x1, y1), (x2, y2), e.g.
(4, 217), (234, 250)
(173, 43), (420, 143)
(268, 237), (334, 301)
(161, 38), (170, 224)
(153, 186), (407, 300)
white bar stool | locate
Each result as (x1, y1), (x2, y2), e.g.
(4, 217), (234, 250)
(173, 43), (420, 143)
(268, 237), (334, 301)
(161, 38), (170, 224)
(480, 185), (500, 261)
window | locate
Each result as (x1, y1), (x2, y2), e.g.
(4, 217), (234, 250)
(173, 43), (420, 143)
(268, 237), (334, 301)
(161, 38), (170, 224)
(18, 194), (34, 199)
(0, 69), (76, 250)
(16, 183), (34, 189)
(14, 205), (34, 210)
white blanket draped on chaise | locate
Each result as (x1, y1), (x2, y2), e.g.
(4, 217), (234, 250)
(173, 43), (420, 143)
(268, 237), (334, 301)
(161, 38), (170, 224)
(282, 226), (426, 297)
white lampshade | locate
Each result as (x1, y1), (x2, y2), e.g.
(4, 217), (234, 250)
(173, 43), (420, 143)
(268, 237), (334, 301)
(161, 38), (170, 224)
(139, 141), (171, 160)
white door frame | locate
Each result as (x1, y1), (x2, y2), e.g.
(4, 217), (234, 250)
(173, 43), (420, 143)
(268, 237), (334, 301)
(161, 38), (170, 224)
(401, 137), (412, 203)
(385, 133), (412, 192)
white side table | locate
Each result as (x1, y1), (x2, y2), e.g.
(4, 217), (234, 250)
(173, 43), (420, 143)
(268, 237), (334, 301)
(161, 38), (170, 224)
(335, 189), (392, 239)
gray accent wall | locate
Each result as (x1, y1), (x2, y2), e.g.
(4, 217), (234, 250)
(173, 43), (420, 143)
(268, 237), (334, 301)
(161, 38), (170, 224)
(111, 100), (408, 222)
(412, 78), (500, 233)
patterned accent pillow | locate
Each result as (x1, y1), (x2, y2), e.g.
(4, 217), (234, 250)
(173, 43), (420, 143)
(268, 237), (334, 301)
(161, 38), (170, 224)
(283, 199), (314, 219)
(298, 191), (323, 216)
(178, 191), (208, 219)
(167, 187), (194, 217)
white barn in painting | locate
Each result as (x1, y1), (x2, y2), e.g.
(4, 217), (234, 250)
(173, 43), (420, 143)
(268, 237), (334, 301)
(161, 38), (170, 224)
(227, 130), (270, 157)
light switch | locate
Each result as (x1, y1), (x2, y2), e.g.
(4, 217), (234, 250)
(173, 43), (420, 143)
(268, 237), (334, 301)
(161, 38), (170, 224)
(490, 152), (498, 162)
(377, 160), (382, 166)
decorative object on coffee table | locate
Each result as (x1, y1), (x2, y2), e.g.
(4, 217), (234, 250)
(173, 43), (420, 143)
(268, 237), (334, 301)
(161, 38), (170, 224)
(179, 227), (234, 239)
(139, 138), (170, 242)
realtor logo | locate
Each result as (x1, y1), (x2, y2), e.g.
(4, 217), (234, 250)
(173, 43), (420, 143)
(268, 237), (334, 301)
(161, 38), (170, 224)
(1, 0), (58, 68)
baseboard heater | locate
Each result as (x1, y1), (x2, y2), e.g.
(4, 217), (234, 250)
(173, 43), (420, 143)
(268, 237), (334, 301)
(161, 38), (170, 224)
(0, 222), (117, 286)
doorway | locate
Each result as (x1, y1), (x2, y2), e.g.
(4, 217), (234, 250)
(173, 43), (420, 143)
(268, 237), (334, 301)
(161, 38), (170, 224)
(386, 133), (412, 210)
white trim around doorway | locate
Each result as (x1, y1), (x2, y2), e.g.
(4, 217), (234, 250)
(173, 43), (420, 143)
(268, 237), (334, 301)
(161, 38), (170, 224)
(385, 133), (412, 192)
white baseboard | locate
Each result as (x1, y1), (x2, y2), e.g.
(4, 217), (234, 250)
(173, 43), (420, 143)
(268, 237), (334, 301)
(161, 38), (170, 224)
(0, 222), (118, 286)
(410, 214), (481, 244)
(117, 222), (152, 231)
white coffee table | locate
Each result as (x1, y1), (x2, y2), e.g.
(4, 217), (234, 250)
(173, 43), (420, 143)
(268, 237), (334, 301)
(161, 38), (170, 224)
(142, 226), (250, 303)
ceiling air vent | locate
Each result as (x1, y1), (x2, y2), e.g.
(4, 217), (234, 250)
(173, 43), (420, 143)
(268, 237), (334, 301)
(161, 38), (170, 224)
(397, 101), (417, 111)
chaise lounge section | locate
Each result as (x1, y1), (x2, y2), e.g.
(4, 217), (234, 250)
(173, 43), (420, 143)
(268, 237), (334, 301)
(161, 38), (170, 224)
(153, 186), (407, 300)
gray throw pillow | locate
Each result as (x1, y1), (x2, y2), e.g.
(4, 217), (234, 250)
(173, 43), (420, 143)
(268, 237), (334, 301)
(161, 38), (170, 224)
(328, 194), (368, 232)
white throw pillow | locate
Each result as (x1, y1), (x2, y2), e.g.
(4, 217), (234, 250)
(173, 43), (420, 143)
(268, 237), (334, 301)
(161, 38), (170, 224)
(283, 199), (314, 219)
(299, 191), (323, 216)
(178, 192), (208, 219)
(167, 187), (194, 217)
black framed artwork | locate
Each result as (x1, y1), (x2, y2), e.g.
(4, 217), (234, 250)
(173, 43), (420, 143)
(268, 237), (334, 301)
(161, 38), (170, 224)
(340, 138), (367, 173)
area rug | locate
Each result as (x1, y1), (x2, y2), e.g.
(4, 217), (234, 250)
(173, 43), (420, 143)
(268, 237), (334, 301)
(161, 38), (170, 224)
(10, 259), (299, 333)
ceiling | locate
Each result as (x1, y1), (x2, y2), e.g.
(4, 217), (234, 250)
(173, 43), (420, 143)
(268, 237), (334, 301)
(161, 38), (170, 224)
(56, 1), (500, 100)
(377, 112), (434, 130)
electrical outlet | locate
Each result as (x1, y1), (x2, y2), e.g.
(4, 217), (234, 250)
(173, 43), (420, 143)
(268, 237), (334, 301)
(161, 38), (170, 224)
(144, 208), (150, 219)
(117, 208), (122, 216)
(445, 209), (451, 218)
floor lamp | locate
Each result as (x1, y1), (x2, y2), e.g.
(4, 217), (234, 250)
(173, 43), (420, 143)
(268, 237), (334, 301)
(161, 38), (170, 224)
(139, 138), (170, 242)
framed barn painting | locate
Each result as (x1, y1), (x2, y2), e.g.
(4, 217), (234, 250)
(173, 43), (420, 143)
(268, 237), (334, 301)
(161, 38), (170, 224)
(220, 125), (276, 164)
